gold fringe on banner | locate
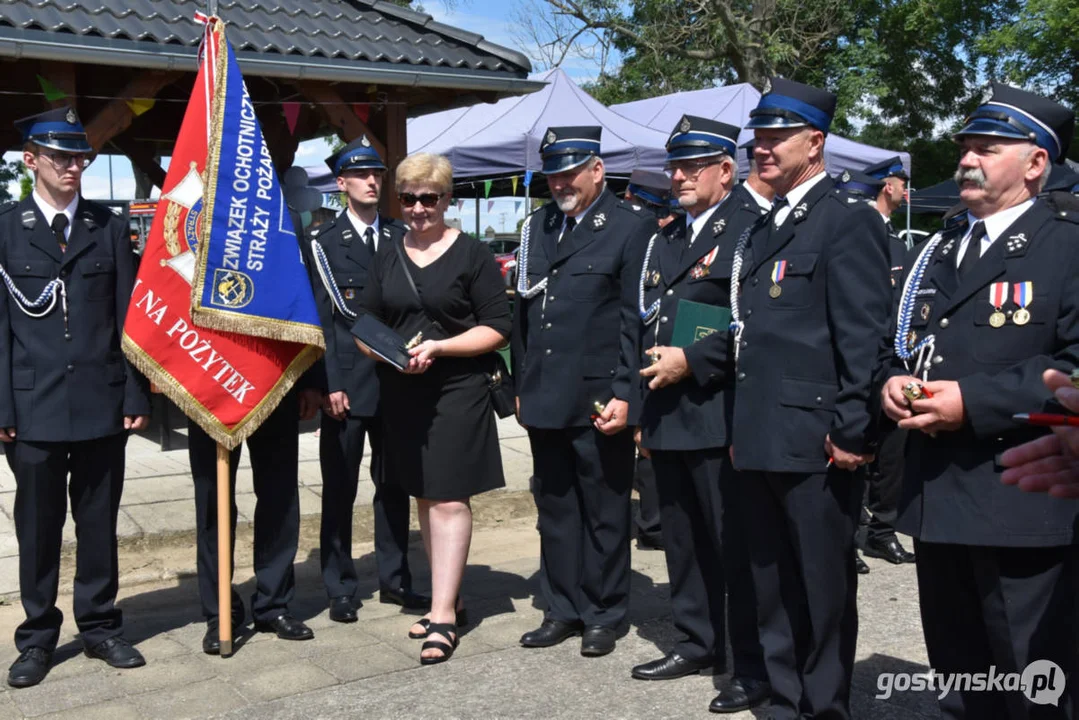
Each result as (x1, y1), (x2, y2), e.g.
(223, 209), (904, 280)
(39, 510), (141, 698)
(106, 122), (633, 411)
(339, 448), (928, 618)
(121, 332), (321, 451)
(190, 25), (325, 350)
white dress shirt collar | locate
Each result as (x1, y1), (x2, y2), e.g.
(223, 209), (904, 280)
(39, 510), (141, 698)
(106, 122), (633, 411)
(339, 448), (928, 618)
(32, 191), (79, 240)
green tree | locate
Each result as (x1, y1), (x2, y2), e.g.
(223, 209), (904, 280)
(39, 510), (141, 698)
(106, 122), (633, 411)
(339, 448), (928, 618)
(980, 0), (1079, 123)
(0, 158), (21, 203)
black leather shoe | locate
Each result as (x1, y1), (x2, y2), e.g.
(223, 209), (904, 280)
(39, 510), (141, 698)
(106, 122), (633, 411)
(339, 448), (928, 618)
(631, 652), (712, 680)
(709, 676), (771, 713)
(202, 618), (245, 655)
(254, 613), (314, 641)
(855, 551), (870, 574)
(863, 535), (916, 564)
(580, 625), (616, 657)
(329, 596), (359, 623)
(84, 637), (146, 669)
(378, 587), (432, 611)
(519, 619), (582, 648)
(7, 647), (51, 688)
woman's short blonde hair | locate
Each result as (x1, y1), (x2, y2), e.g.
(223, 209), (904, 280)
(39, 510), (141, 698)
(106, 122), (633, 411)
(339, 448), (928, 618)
(395, 152), (453, 194)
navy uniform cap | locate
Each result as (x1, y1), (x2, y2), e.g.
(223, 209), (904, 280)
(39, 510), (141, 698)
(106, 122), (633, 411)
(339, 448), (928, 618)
(627, 168), (672, 207)
(834, 169), (885, 200)
(540, 126), (601, 174)
(954, 83), (1075, 163)
(746, 78), (837, 134)
(325, 135), (386, 176)
(666, 115), (739, 162)
(739, 138), (756, 163)
(15, 106), (92, 154)
(864, 156), (908, 181)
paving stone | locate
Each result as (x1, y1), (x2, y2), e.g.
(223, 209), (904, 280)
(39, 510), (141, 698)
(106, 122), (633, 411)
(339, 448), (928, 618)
(232, 660), (337, 703)
(290, 624), (382, 659)
(122, 501), (197, 537)
(308, 643), (416, 683)
(110, 654), (216, 695)
(8, 669), (124, 717)
(37, 699), (142, 720)
(119, 475), (196, 506)
(129, 678), (246, 720)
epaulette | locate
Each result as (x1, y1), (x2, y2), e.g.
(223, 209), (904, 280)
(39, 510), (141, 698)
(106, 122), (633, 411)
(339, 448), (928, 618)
(942, 208), (970, 234)
(0, 200), (15, 216)
(78, 199), (116, 230)
(942, 202), (967, 223)
(615, 198), (652, 217)
(1045, 190), (1079, 217)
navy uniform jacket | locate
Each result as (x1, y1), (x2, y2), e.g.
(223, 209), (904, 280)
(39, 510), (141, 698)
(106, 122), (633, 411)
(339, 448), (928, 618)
(638, 187), (762, 451)
(731, 176), (892, 472)
(511, 187), (654, 428)
(0, 197), (150, 442)
(884, 218), (910, 291)
(891, 194), (1079, 547)
(307, 212), (404, 418)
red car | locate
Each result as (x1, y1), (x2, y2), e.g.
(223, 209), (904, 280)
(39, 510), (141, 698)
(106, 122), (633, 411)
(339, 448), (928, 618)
(484, 239), (520, 288)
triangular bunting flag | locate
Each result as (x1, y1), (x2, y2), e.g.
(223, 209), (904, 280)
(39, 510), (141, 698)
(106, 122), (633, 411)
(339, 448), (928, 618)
(352, 103), (370, 123)
(524, 170), (533, 188)
(484, 179), (492, 198)
(36, 75), (66, 102)
(283, 102), (301, 135)
(511, 176), (518, 195)
(126, 98), (156, 117)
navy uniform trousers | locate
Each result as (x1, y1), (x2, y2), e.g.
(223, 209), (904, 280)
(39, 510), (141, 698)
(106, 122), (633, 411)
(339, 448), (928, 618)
(740, 469), (865, 718)
(7, 433), (128, 652)
(318, 413), (412, 598)
(529, 427), (635, 628)
(632, 455), (662, 546)
(651, 449), (764, 676)
(188, 392), (301, 624)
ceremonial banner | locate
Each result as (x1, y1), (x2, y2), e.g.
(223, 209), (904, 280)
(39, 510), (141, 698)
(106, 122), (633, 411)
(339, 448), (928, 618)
(192, 31), (323, 346)
(122, 21), (324, 449)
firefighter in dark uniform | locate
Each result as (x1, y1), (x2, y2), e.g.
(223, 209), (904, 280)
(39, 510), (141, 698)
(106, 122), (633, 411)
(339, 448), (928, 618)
(624, 168), (677, 552)
(834, 169), (917, 572)
(1, 108), (151, 687)
(629, 116), (769, 714)
(729, 79), (892, 720)
(512, 126), (654, 657)
(865, 156), (914, 287)
(189, 224), (326, 655)
(307, 138), (428, 622)
(883, 83), (1079, 720)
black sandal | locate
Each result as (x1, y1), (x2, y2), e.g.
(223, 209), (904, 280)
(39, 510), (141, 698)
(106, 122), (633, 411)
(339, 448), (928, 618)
(420, 623), (458, 665)
(408, 618), (431, 639)
(408, 601), (468, 639)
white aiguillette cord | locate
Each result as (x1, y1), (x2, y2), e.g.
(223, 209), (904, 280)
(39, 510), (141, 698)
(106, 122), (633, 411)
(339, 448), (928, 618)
(0, 263), (68, 329)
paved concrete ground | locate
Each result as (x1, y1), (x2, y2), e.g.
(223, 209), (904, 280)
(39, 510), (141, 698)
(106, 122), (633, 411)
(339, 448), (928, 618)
(0, 404), (939, 719)
(0, 502), (935, 720)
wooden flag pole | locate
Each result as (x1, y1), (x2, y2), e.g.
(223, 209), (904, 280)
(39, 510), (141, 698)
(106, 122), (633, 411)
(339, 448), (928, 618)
(216, 442), (233, 658)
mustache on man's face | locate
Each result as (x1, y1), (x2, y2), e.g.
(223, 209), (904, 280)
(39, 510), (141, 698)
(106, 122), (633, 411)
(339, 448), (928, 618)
(954, 166), (987, 188)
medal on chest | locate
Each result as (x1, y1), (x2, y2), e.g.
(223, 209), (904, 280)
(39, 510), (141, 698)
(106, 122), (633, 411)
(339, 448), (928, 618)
(988, 282), (1008, 327)
(690, 245), (719, 280)
(769, 260), (787, 298)
(1012, 281), (1033, 325)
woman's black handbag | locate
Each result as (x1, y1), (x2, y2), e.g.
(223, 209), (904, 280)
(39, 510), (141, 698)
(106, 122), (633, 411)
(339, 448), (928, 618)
(485, 351), (516, 419)
(394, 239), (516, 418)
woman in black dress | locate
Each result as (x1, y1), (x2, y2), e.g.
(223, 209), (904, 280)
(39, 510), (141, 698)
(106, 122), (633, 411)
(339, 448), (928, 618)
(353, 153), (511, 664)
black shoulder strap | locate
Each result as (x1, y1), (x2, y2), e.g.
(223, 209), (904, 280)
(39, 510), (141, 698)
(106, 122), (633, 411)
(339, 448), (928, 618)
(393, 236), (423, 307)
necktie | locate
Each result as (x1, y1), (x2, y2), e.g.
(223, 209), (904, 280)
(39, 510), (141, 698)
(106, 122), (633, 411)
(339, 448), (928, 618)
(771, 196), (789, 227)
(559, 216), (576, 244)
(51, 214), (69, 253)
(364, 227), (376, 254)
(957, 221), (986, 280)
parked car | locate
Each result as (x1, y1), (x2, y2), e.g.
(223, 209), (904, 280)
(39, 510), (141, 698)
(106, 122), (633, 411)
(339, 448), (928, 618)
(483, 239), (520, 288)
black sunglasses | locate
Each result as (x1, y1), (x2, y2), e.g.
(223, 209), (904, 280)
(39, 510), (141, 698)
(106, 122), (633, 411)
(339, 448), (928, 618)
(398, 192), (444, 208)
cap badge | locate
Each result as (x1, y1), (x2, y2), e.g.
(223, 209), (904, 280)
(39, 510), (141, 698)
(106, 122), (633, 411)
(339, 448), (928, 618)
(679, 118), (691, 133)
(545, 130), (556, 146)
(360, 135), (371, 148)
(841, 170), (850, 183)
(65, 109), (77, 124)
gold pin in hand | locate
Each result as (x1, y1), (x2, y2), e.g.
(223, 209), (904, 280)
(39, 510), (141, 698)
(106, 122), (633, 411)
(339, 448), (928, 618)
(405, 331), (424, 350)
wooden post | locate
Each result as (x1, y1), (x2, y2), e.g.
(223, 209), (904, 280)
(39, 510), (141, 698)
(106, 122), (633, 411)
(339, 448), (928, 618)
(294, 81), (386, 157)
(216, 443), (233, 658)
(377, 100), (408, 219)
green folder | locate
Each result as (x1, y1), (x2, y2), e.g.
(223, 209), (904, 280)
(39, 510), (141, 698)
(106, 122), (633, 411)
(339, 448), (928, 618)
(671, 299), (731, 348)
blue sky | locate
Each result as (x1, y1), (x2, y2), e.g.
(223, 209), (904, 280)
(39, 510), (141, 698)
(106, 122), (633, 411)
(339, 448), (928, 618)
(4, 0), (612, 235)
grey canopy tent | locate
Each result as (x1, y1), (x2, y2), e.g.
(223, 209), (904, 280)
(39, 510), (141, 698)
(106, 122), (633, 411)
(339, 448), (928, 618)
(611, 84), (912, 178)
(909, 160), (1079, 215)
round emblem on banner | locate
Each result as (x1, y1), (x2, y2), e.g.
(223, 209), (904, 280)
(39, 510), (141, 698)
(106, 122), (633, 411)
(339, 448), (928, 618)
(679, 117), (691, 133)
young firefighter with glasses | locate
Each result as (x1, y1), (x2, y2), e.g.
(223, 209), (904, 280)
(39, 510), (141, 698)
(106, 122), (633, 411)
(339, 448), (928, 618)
(0, 107), (151, 688)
